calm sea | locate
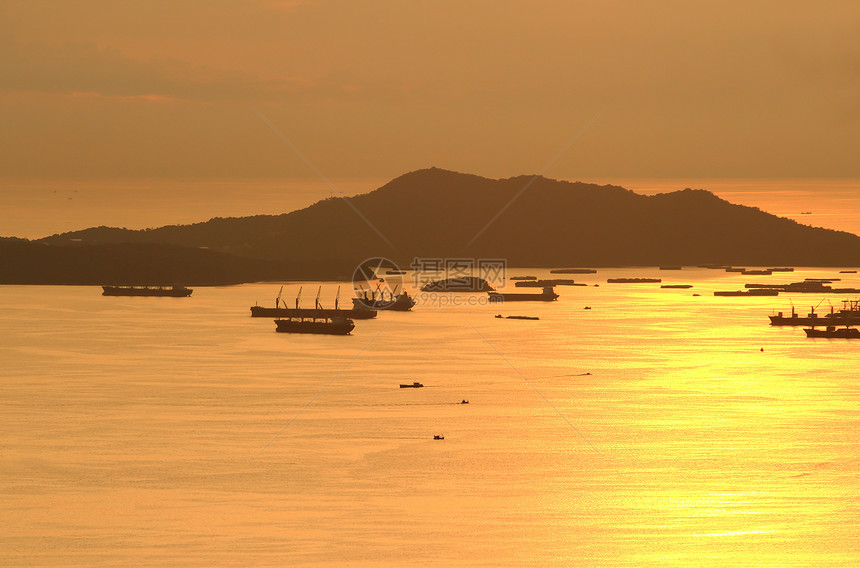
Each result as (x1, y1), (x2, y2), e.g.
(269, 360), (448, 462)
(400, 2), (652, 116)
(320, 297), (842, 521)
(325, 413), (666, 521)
(2, 267), (859, 566)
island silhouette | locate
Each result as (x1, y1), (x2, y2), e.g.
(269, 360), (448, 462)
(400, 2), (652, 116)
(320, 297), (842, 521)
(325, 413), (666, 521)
(3, 168), (860, 284)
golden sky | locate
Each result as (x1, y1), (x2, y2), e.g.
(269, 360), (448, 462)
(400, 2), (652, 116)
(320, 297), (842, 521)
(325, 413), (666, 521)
(1, 0), (858, 181)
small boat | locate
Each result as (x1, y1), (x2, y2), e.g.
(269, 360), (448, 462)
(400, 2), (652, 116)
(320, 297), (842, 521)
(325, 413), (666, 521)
(495, 314), (540, 320)
(102, 285), (192, 297)
(400, 381), (424, 388)
(274, 316), (355, 335)
(433, 434), (445, 440)
(804, 326), (860, 338)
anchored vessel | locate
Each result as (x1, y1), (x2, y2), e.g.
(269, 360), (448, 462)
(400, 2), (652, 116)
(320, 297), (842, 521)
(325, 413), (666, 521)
(274, 316), (355, 335)
(252, 286), (376, 319)
(607, 278), (662, 283)
(102, 285), (192, 297)
(353, 286), (415, 311)
(421, 276), (494, 292)
(551, 268), (597, 274)
(515, 279), (581, 287)
(804, 326), (860, 339)
(714, 289), (779, 297)
(488, 286), (559, 302)
(770, 300), (860, 326)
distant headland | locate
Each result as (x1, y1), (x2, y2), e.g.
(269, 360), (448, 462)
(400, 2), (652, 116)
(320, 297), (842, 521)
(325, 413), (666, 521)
(3, 168), (860, 284)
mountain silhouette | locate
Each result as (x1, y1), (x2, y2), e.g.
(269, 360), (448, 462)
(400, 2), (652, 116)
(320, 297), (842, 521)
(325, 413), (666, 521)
(7, 168), (860, 284)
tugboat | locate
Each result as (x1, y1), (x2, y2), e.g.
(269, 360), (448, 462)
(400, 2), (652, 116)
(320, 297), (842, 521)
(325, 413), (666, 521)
(102, 285), (192, 297)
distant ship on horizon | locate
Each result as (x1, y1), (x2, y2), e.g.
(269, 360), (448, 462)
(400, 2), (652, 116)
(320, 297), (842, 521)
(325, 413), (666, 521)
(488, 286), (559, 302)
(102, 285), (192, 297)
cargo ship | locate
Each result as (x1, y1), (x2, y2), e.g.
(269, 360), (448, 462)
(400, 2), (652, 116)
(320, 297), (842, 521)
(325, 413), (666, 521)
(488, 286), (559, 302)
(274, 316), (355, 335)
(102, 285), (192, 297)
(804, 326), (860, 339)
(253, 286), (376, 319)
(353, 286), (416, 311)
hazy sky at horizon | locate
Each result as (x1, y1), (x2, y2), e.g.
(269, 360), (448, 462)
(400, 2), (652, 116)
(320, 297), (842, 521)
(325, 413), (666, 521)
(2, 1), (859, 181)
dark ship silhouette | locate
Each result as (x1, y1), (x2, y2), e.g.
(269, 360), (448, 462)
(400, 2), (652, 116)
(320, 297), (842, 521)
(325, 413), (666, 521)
(353, 285), (415, 311)
(102, 285), (192, 297)
(252, 286), (376, 319)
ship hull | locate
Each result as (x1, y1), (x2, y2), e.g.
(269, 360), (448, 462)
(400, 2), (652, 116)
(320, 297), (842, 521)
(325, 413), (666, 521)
(102, 286), (192, 297)
(488, 292), (558, 302)
(804, 327), (860, 338)
(352, 295), (415, 311)
(274, 318), (355, 335)
(251, 306), (376, 319)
